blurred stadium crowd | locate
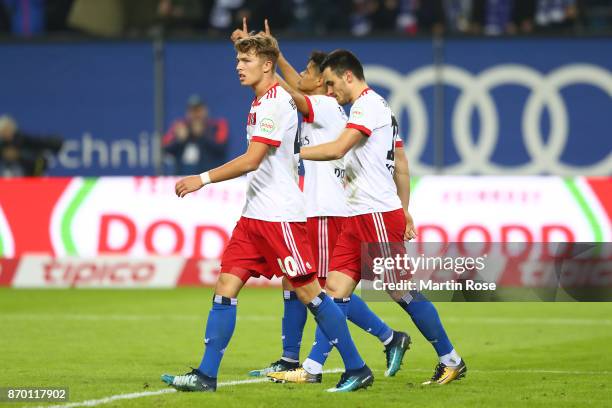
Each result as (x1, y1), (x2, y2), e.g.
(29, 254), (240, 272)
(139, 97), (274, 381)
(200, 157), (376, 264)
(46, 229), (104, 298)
(1, 1), (611, 179)
(0, 0), (611, 38)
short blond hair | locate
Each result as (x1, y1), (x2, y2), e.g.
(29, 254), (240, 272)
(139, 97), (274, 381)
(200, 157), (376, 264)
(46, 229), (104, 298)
(234, 34), (280, 67)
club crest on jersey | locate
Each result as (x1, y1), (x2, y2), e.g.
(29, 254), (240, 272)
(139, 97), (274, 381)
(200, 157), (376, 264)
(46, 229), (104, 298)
(260, 118), (276, 134)
(247, 112), (257, 126)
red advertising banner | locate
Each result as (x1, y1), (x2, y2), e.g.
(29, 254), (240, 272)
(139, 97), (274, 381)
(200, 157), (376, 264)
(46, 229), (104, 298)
(1, 176), (610, 288)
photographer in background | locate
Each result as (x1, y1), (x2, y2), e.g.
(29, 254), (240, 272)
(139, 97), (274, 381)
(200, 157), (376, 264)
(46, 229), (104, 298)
(0, 115), (64, 177)
(162, 95), (228, 175)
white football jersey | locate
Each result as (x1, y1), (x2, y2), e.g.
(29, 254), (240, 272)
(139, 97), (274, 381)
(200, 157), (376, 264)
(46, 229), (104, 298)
(344, 88), (404, 215)
(242, 83), (305, 222)
(301, 94), (350, 217)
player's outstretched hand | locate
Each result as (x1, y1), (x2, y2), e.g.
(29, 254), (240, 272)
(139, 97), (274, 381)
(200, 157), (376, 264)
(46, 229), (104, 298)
(231, 17), (249, 43)
(404, 211), (417, 241)
(175, 175), (204, 198)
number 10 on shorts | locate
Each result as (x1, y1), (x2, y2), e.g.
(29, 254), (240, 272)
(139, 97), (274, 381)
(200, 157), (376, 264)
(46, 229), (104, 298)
(277, 256), (299, 277)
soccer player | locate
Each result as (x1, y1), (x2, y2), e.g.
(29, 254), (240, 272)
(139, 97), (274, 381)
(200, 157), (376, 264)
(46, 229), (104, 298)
(270, 49), (467, 386)
(246, 21), (411, 382)
(160, 34), (373, 393)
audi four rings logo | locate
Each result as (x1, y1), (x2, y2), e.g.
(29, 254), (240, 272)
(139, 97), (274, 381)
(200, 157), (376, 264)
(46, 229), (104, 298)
(365, 64), (612, 175)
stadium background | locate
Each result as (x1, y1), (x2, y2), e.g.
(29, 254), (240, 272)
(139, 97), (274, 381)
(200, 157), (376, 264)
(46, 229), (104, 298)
(0, 1), (611, 407)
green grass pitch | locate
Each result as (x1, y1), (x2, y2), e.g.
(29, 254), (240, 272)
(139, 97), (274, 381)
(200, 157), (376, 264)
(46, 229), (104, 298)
(1, 288), (611, 407)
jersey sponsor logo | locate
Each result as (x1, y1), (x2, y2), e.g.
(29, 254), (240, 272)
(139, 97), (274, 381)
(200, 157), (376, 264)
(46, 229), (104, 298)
(351, 108), (364, 119)
(259, 118), (276, 135)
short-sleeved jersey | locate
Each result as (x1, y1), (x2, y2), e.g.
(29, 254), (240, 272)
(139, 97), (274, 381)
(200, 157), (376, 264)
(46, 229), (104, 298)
(301, 94), (350, 217)
(242, 83), (305, 222)
(344, 88), (404, 215)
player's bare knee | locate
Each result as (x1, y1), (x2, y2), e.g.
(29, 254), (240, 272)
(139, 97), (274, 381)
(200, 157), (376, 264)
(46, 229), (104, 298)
(386, 289), (406, 302)
(282, 276), (295, 291)
(214, 273), (245, 298)
(293, 279), (323, 304)
(324, 271), (356, 298)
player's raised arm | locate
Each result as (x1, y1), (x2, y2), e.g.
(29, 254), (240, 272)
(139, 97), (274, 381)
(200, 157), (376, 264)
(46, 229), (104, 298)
(262, 19), (301, 89)
(276, 54), (302, 90)
(261, 20), (309, 115)
(275, 74), (310, 116)
(300, 127), (363, 161)
(393, 145), (417, 240)
(175, 142), (269, 198)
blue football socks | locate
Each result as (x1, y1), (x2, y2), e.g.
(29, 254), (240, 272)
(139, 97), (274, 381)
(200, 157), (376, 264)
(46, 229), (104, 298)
(198, 295), (238, 378)
(397, 291), (453, 356)
(348, 293), (393, 343)
(281, 290), (307, 361)
(306, 293), (365, 371)
(307, 294), (392, 370)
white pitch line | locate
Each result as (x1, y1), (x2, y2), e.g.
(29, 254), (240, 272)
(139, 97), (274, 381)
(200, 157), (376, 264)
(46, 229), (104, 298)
(31, 369), (344, 408)
(33, 388), (176, 408)
(30, 367), (610, 408)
